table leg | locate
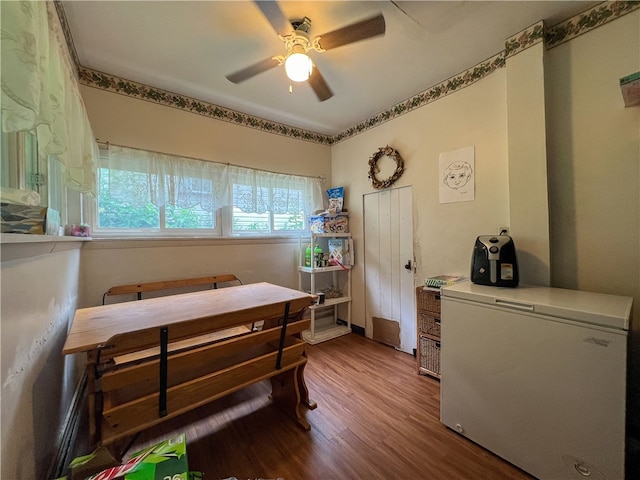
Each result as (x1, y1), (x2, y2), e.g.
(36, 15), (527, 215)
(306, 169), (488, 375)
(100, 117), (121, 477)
(270, 365), (311, 431)
(86, 351), (98, 447)
(297, 352), (317, 410)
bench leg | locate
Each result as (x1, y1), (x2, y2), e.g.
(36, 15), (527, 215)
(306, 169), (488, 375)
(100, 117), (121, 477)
(269, 366), (310, 431)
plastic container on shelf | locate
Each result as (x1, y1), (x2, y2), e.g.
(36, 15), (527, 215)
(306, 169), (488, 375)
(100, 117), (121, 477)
(314, 244), (323, 267)
(305, 244), (312, 267)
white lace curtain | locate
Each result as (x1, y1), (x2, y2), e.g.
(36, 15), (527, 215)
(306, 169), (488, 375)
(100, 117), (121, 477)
(1, 0), (98, 194)
(104, 145), (229, 212)
(104, 145), (324, 215)
(229, 166), (323, 216)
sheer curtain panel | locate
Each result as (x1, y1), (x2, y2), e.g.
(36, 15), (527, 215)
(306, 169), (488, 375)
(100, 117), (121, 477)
(104, 145), (230, 212)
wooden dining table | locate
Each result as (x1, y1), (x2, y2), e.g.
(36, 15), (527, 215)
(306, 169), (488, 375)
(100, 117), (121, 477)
(63, 282), (315, 354)
(63, 282), (317, 447)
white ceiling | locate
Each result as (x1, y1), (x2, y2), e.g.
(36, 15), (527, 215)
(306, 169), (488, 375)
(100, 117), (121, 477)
(61, 1), (599, 136)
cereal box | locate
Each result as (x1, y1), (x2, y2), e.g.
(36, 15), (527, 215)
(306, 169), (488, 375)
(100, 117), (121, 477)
(309, 213), (349, 233)
(326, 187), (344, 213)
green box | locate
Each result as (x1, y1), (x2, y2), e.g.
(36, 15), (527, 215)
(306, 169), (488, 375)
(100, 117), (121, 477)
(87, 434), (189, 480)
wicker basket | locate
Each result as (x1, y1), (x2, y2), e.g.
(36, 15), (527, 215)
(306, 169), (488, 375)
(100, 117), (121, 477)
(419, 336), (441, 377)
(418, 313), (441, 337)
(416, 288), (441, 314)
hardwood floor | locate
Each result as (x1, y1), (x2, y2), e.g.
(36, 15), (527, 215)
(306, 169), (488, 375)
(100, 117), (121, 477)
(120, 333), (532, 480)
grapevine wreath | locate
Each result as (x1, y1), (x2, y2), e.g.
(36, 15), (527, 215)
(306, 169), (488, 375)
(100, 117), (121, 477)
(368, 145), (405, 189)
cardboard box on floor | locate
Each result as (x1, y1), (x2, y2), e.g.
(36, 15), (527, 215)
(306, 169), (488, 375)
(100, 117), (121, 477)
(55, 434), (192, 480)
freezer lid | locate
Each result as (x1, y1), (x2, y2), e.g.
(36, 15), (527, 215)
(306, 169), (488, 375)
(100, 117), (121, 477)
(441, 281), (632, 330)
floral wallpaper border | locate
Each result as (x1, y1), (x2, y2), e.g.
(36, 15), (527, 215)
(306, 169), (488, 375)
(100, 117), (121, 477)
(339, 1), (638, 142)
(505, 22), (545, 58)
(66, 1), (637, 146)
(78, 67), (334, 145)
(332, 52), (506, 144)
(545, 0), (639, 49)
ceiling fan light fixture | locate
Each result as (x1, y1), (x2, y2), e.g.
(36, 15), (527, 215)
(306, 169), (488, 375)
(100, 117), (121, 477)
(285, 52), (312, 82)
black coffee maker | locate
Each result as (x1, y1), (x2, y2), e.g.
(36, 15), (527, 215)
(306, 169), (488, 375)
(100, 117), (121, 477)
(471, 235), (519, 287)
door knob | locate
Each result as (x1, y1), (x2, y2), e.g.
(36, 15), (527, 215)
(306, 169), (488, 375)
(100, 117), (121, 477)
(404, 260), (412, 270)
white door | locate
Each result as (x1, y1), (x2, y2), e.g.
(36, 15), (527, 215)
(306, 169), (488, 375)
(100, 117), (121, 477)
(363, 186), (415, 354)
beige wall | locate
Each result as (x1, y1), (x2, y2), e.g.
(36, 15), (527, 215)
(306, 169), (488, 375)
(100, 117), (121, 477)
(80, 86), (331, 178)
(545, 11), (640, 430)
(79, 237), (301, 307)
(507, 41), (551, 286)
(1, 243), (83, 479)
(332, 70), (510, 329)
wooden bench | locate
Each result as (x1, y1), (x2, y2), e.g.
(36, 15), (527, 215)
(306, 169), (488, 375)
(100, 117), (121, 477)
(102, 273), (243, 304)
(101, 274), (256, 339)
(64, 282), (317, 452)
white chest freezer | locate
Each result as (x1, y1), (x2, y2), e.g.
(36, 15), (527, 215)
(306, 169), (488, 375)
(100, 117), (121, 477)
(440, 282), (632, 480)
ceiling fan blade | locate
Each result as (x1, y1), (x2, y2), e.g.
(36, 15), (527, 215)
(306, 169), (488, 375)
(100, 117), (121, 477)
(225, 57), (280, 84)
(254, 0), (291, 36)
(316, 13), (385, 51)
(308, 67), (333, 102)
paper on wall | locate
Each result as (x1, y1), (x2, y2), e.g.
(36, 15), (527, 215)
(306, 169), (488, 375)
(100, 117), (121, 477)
(438, 146), (475, 204)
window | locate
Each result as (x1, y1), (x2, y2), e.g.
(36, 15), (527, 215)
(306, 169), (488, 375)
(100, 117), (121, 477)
(95, 145), (323, 237)
(96, 149), (220, 235)
(1, 130), (43, 196)
(231, 178), (308, 236)
(98, 167), (161, 229)
(98, 168), (218, 231)
(0, 129), (89, 227)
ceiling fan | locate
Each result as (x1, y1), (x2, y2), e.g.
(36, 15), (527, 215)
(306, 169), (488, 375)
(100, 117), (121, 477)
(225, 0), (386, 102)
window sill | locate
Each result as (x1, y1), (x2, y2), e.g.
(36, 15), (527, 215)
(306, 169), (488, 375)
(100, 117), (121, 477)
(1, 234), (90, 262)
(82, 235), (300, 250)
(1, 233), (91, 244)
